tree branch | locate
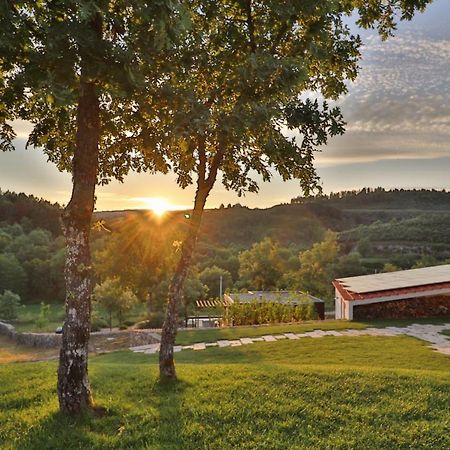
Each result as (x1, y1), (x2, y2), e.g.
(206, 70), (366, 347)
(197, 136), (207, 185)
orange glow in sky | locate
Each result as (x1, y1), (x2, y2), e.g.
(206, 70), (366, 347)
(132, 197), (189, 216)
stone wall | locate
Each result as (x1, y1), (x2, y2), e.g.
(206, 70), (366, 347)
(0, 320), (16, 339)
(0, 321), (160, 349)
(353, 294), (450, 320)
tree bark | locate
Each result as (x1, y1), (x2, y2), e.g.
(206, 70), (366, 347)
(57, 75), (100, 414)
(159, 183), (210, 378)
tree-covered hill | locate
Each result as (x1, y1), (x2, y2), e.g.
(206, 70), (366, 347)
(0, 190), (62, 235)
(292, 187), (450, 211)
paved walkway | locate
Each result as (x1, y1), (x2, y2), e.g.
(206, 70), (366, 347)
(129, 323), (450, 356)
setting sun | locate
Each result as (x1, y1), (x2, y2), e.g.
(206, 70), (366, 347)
(142, 197), (171, 216)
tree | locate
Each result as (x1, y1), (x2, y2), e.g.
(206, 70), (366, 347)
(239, 238), (285, 291)
(0, 254), (27, 299)
(383, 263), (400, 272)
(155, 0), (431, 378)
(199, 266), (233, 298)
(296, 232), (338, 300)
(94, 278), (138, 331)
(1, 1), (188, 413)
(334, 253), (367, 278)
(0, 290), (21, 320)
(92, 212), (181, 315)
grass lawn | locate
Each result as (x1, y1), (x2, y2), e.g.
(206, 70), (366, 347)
(0, 335), (449, 449)
(175, 317), (450, 345)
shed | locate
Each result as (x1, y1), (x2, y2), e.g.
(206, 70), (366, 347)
(333, 264), (450, 320)
(224, 291), (325, 320)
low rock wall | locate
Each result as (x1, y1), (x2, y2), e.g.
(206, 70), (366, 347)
(0, 321), (160, 349)
(0, 320), (16, 339)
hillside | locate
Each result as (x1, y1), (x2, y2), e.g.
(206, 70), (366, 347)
(96, 188), (450, 249)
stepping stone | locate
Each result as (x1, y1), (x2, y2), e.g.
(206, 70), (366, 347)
(432, 347), (450, 355)
(240, 338), (253, 345)
(309, 330), (328, 337)
(143, 344), (160, 354)
(295, 333), (308, 338)
(340, 329), (364, 336)
(174, 346), (182, 353)
(251, 337), (264, 342)
(284, 333), (299, 340)
(193, 343), (206, 351)
(262, 335), (277, 342)
(129, 344), (154, 351)
(338, 330), (358, 336)
(229, 340), (242, 347)
(274, 335), (286, 340)
(385, 327), (404, 334)
(217, 340), (230, 348)
(323, 330), (342, 336)
(182, 345), (194, 350)
(206, 342), (218, 347)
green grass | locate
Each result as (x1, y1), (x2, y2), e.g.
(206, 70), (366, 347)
(13, 303), (65, 333)
(1, 335), (449, 449)
(175, 317), (450, 345)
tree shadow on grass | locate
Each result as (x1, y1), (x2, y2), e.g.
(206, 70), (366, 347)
(13, 407), (122, 450)
(152, 377), (189, 449)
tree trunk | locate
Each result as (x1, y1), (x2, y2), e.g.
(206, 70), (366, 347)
(57, 75), (100, 414)
(159, 185), (210, 378)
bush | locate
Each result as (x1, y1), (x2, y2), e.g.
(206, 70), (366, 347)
(135, 312), (165, 329)
(34, 302), (50, 329)
(0, 290), (21, 320)
(91, 315), (108, 332)
(225, 298), (316, 326)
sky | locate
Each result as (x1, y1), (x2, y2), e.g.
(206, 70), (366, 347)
(1, 0), (450, 211)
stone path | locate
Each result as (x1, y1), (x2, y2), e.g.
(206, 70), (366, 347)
(129, 323), (450, 356)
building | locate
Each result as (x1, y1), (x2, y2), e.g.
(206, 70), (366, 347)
(224, 291), (325, 320)
(333, 264), (450, 320)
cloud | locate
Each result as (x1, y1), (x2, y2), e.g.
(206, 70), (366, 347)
(307, 29), (450, 166)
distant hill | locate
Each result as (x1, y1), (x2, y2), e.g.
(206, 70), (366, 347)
(0, 190), (62, 235)
(4, 187), (450, 249)
(292, 187), (450, 211)
(96, 188), (450, 248)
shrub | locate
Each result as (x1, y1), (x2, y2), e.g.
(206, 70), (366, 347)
(91, 314), (108, 332)
(93, 278), (138, 330)
(225, 297), (316, 326)
(34, 302), (50, 329)
(0, 290), (21, 320)
(135, 312), (165, 329)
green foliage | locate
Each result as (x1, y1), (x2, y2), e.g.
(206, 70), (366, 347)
(226, 295), (316, 326)
(134, 312), (166, 329)
(383, 263), (400, 273)
(199, 266), (232, 298)
(296, 232), (338, 300)
(0, 290), (21, 320)
(239, 238), (286, 290)
(0, 190), (62, 236)
(94, 278), (138, 330)
(90, 311), (108, 333)
(92, 213), (181, 307)
(34, 302), (51, 330)
(0, 253), (27, 299)
(0, 222), (66, 303)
